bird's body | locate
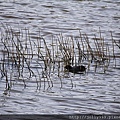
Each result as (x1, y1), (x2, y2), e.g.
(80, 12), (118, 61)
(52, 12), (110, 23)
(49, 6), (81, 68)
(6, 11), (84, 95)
(65, 65), (86, 74)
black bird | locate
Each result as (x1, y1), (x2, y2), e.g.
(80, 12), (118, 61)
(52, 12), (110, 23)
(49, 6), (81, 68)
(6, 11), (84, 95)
(64, 65), (86, 74)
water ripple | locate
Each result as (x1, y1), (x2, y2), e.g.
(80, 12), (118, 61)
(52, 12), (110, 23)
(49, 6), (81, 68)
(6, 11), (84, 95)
(0, 0), (120, 114)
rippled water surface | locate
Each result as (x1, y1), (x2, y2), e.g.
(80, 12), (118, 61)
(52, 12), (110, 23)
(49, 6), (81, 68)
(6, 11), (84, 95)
(0, 0), (120, 114)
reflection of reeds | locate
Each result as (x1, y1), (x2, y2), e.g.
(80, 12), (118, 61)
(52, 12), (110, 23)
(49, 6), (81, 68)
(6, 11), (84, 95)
(0, 24), (119, 91)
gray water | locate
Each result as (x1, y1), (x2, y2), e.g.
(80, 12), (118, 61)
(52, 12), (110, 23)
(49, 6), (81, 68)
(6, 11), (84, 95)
(0, 0), (120, 114)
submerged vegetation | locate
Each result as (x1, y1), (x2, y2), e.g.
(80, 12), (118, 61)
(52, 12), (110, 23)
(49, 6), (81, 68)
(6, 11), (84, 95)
(0, 23), (119, 92)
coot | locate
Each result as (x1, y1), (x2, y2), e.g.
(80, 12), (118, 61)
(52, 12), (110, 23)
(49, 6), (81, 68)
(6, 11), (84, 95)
(65, 65), (86, 73)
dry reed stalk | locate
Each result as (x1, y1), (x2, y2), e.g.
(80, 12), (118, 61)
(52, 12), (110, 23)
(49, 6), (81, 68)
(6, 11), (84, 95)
(102, 37), (109, 73)
(42, 37), (52, 63)
(76, 38), (86, 64)
(61, 36), (70, 60)
(101, 37), (106, 62)
(1, 56), (5, 78)
(10, 70), (13, 88)
(113, 39), (120, 49)
(59, 76), (63, 89)
(57, 36), (70, 64)
(84, 34), (95, 63)
(36, 68), (41, 90)
(57, 60), (60, 77)
(39, 70), (46, 90)
(76, 40), (81, 64)
(36, 36), (40, 60)
(94, 35), (101, 58)
(34, 40), (46, 74)
(34, 73), (39, 90)
(25, 28), (28, 52)
(4, 70), (11, 90)
(25, 28), (30, 66)
(65, 37), (71, 64)
(106, 43), (110, 70)
(42, 70), (52, 90)
(111, 31), (116, 67)
(10, 34), (35, 77)
(56, 35), (59, 56)
(80, 35), (90, 69)
(71, 36), (75, 65)
(94, 35), (105, 62)
(21, 50), (25, 76)
(28, 29), (33, 59)
(38, 29), (42, 48)
(0, 23), (119, 89)
(100, 31), (105, 60)
(99, 28), (104, 58)
(84, 34), (99, 72)
(11, 32), (21, 71)
(79, 30), (85, 54)
(51, 35), (55, 72)
(39, 40), (54, 89)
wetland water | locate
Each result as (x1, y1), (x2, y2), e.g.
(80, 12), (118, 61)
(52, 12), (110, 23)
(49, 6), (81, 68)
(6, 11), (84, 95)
(0, 0), (120, 114)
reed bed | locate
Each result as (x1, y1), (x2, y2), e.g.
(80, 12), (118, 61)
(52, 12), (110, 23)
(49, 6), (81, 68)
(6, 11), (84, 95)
(0, 24), (119, 91)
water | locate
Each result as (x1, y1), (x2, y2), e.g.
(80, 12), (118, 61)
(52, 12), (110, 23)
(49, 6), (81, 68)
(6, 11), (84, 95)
(0, 0), (120, 114)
